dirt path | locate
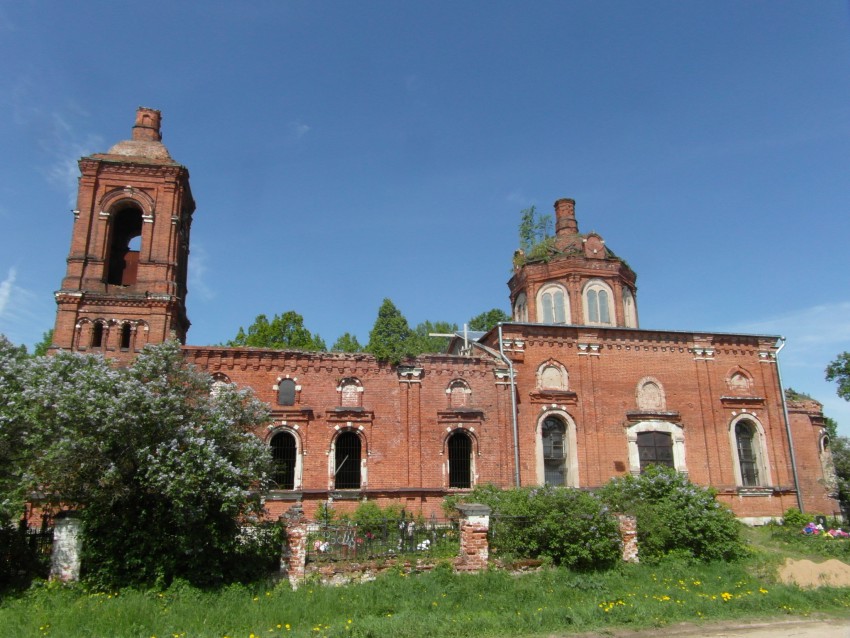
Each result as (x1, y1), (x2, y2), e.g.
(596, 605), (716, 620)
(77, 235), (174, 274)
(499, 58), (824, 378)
(562, 617), (850, 637)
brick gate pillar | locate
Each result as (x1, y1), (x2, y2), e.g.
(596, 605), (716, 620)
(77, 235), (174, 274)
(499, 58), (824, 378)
(49, 512), (83, 582)
(280, 505), (308, 588)
(617, 514), (639, 563)
(455, 503), (491, 572)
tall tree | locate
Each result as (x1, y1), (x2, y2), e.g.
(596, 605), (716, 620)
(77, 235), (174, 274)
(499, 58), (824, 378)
(826, 352), (850, 401)
(331, 332), (363, 353)
(468, 308), (510, 332)
(366, 299), (416, 364)
(31, 329), (54, 357)
(10, 341), (273, 588)
(228, 311), (326, 351)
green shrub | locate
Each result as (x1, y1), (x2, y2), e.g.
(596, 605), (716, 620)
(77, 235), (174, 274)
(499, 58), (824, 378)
(446, 484), (621, 569)
(781, 508), (811, 529)
(351, 501), (403, 536)
(599, 465), (745, 562)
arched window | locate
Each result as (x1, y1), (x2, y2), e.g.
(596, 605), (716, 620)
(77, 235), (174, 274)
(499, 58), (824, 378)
(120, 323), (132, 351)
(270, 431), (297, 490)
(278, 378), (296, 406)
(541, 417), (568, 486)
(622, 288), (637, 328)
(513, 293), (528, 322)
(583, 280), (614, 325)
(537, 285), (569, 324)
(334, 431), (361, 489)
(91, 322), (104, 349)
(106, 206), (143, 286)
(735, 422), (758, 486)
(447, 431), (472, 489)
(729, 417), (771, 488)
(339, 378), (362, 408)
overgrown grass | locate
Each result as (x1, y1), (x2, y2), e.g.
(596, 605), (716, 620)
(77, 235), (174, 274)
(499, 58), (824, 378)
(2, 556), (850, 638)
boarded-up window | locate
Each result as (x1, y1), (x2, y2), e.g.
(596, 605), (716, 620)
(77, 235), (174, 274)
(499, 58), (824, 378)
(449, 381), (469, 408)
(340, 379), (360, 407)
(278, 378), (296, 406)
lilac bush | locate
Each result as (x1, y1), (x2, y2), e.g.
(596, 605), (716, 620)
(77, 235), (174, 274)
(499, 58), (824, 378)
(2, 339), (275, 588)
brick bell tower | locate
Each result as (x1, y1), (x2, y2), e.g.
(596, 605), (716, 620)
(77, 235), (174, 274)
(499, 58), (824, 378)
(52, 107), (195, 363)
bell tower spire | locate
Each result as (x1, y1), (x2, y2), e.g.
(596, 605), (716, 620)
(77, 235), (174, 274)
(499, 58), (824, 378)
(51, 108), (195, 362)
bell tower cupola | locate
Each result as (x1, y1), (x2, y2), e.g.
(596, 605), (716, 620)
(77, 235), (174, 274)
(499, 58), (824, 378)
(51, 107), (195, 362)
(508, 198), (638, 329)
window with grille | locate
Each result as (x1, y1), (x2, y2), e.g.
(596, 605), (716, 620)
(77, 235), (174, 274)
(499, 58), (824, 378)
(735, 422), (759, 486)
(542, 417), (567, 485)
(637, 431), (674, 470)
(278, 378), (296, 406)
(270, 431), (297, 490)
(448, 432), (472, 489)
(334, 431), (361, 489)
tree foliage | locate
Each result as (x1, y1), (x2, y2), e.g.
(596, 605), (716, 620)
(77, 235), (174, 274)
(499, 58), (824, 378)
(31, 329), (54, 357)
(412, 320), (458, 355)
(366, 299), (417, 364)
(467, 308), (510, 332)
(331, 332), (363, 353)
(2, 340), (274, 588)
(827, 352), (850, 402)
(228, 311), (326, 351)
(517, 205), (555, 264)
(827, 434), (850, 509)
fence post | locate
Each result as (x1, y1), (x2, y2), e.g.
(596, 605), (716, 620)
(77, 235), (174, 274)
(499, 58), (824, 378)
(455, 503), (491, 572)
(617, 514), (639, 563)
(49, 512), (83, 582)
(280, 505), (308, 588)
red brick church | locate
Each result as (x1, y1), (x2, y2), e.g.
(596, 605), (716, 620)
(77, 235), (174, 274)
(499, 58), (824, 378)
(50, 108), (838, 522)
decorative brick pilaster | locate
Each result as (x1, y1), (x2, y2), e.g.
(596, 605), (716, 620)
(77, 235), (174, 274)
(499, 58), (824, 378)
(455, 503), (491, 572)
(617, 514), (639, 563)
(50, 513), (83, 582)
(280, 505), (307, 588)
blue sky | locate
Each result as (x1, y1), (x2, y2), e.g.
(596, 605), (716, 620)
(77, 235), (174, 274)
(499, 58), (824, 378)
(2, 2), (850, 431)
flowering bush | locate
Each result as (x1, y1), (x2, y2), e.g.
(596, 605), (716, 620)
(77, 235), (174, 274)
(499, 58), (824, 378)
(446, 484), (622, 569)
(2, 339), (275, 588)
(600, 465), (745, 562)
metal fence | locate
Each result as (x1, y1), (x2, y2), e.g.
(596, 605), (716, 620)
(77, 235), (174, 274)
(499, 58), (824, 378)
(305, 513), (459, 563)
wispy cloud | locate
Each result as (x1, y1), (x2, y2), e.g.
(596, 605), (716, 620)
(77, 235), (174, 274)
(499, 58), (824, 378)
(0, 266), (53, 349)
(188, 243), (215, 301)
(9, 82), (102, 206)
(288, 120), (311, 140)
(0, 267), (16, 317)
(40, 112), (103, 206)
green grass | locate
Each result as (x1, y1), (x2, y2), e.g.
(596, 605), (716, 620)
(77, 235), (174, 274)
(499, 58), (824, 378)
(2, 557), (850, 638)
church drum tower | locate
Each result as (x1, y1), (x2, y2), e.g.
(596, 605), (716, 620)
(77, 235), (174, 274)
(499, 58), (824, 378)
(52, 107), (195, 363)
